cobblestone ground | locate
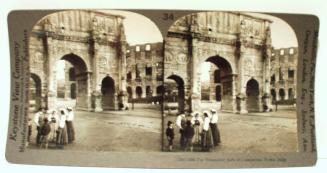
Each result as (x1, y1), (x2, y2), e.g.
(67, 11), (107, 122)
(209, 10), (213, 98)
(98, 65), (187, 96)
(163, 105), (298, 153)
(28, 106), (162, 152)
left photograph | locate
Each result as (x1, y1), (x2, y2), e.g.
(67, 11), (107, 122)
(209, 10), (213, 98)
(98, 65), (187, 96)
(28, 10), (163, 152)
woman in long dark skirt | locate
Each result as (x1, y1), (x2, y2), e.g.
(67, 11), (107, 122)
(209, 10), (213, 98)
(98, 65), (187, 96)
(201, 111), (213, 151)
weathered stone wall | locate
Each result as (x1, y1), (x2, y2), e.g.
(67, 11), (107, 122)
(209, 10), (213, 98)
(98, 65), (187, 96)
(165, 12), (272, 113)
(29, 10), (127, 111)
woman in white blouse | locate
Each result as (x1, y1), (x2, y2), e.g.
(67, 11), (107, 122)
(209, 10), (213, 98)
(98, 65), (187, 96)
(201, 111), (213, 151)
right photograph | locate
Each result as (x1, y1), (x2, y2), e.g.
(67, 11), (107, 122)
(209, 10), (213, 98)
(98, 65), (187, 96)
(163, 11), (298, 153)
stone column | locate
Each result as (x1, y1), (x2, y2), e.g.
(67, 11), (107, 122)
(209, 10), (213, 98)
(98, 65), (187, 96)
(119, 43), (127, 87)
(92, 90), (102, 112)
(152, 65), (157, 97)
(45, 36), (57, 110)
(262, 54), (272, 111)
(262, 23), (273, 111)
(236, 93), (247, 114)
(115, 20), (128, 110)
(189, 34), (201, 113)
(231, 75), (237, 112)
(86, 72), (92, 111)
(117, 41), (128, 110)
(116, 21), (129, 110)
(209, 68), (215, 101)
(64, 65), (70, 100)
(90, 32), (102, 112)
(235, 33), (247, 114)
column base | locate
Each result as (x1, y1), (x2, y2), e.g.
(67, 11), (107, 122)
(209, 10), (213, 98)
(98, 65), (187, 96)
(236, 93), (248, 114)
(91, 91), (103, 112)
(237, 109), (248, 114)
(94, 107), (103, 112)
(75, 95), (93, 111)
(221, 96), (237, 112)
(262, 93), (272, 112)
(117, 91), (128, 110)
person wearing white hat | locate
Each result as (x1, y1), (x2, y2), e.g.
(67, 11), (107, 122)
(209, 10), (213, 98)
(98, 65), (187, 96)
(66, 107), (75, 144)
(210, 109), (221, 146)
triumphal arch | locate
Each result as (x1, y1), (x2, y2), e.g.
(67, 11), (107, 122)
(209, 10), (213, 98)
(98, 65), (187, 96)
(164, 12), (272, 113)
(29, 10), (128, 111)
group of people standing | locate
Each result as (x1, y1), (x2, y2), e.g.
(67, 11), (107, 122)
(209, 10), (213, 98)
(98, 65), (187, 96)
(166, 109), (221, 152)
(28, 107), (76, 149)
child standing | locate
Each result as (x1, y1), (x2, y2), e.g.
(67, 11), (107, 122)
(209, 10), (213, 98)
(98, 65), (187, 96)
(165, 121), (174, 151)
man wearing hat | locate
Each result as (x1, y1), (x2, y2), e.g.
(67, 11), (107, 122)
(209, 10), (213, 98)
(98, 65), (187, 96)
(33, 107), (47, 146)
(210, 109), (221, 146)
(66, 107), (75, 143)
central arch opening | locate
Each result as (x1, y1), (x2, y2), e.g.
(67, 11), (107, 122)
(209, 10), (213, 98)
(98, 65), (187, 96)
(101, 76), (115, 110)
(56, 53), (88, 110)
(200, 56), (233, 111)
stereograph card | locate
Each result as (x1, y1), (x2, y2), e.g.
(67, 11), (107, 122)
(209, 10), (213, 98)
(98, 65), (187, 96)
(5, 9), (319, 168)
